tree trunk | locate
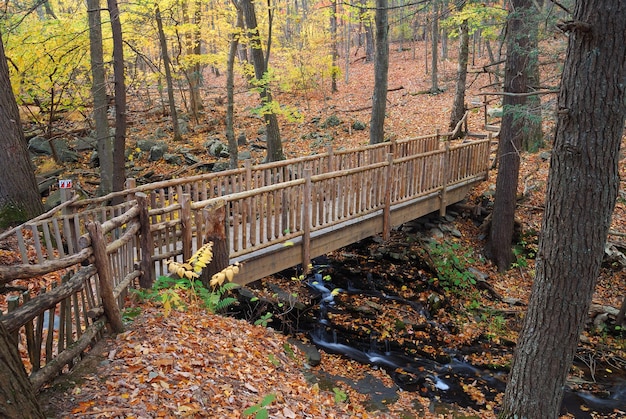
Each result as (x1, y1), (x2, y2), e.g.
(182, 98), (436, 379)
(486, 0), (531, 271)
(240, 0), (283, 162)
(200, 200), (229, 287)
(369, 0), (388, 145)
(87, 0), (114, 196)
(330, 0), (338, 93)
(0, 321), (45, 418)
(226, 2), (244, 169)
(448, 18), (469, 139)
(0, 34), (44, 226)
(521, 0), (543, 151)
(155, 4), (182, 142)
(430, 0), (439, 93)
(107, 0), (127, 198)
(362, 0), (374, 63)
(500, 1), (626, 417)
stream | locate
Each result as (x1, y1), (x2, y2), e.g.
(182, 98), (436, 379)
(233, 237), (626, 417)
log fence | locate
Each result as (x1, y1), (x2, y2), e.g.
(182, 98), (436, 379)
(0, 131), (490, 391)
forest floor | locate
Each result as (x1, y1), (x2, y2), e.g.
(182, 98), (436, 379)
(20, 39), (626, 417)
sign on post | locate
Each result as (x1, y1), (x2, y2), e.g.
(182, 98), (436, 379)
(59, 179), (73, 189)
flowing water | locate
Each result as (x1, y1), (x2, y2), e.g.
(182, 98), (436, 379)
(234, 244), (626, 417)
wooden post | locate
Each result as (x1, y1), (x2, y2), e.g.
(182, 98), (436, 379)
(483, 95), (488, 128)
(302, 168), (312, 274)
(383, 154), (393, 241)
(327, 145), (334, 172)
(136, 193), (154, 288)
(201, 199), (229, 288)
(180, 193), (192, 261)
(440, 141), (450, 217)
(485, 133), (492, 180)
(244, 159), (252, 189)
(86, 221), (124, 333)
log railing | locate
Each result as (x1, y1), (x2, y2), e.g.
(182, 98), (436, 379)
(0, 132), (490, 391)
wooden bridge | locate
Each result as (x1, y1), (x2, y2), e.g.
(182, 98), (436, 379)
(0, 131), (491, 390)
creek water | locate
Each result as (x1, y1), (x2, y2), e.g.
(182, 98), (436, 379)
(235, 248), (626, 417)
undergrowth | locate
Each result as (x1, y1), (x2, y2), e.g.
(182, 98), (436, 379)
(132, 242), (240, 316)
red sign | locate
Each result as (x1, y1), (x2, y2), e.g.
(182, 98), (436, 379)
(59, 179), (73, 189)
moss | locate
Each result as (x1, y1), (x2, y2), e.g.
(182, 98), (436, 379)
(0, 203), (28, 229)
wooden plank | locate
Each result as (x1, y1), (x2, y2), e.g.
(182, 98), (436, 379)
(233, 183), (475, 285)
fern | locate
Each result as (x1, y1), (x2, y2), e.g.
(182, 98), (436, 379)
(152, 243), (241, 316)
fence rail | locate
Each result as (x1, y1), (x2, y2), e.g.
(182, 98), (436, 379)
(0, 130), (490, 391)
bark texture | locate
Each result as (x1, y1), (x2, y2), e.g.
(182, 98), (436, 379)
(155, 4), (182, 142)
(448, 18), (469, 139)
(500, 1), (626, 417)
(0, 321), (45, 418)
(487, 0), (531, 271)
(369, 0), (388, 145)
(87, 0), (114, 195)
(107, 0), (127, 197)
(0, 34), (44, 225)
(240, 0), (284, 162)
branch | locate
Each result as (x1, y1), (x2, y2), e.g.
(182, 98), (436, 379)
(557, 20), (592, 34)
(481, 90), (559, 98)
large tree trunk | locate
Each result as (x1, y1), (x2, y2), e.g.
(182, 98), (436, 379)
(0, 321), (45, 418)
(500, 1), (626, 418)
(226, 2), (244, 169)
(486, 0), (531, 271)
(107, 0), (127, 198)
(0, 34), (44, 225)
(448, 18), (469, 139)
(87, 0), (114, 196)
(240, 0), (283, 162)
(155, 4), (182, 142)
(521, 0), (543, 151)
(369, 0), (388, 145)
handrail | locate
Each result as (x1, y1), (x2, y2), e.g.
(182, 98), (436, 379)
(0, 132), (490, 391)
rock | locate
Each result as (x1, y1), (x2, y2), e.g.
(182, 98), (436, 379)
(238, 150), (252, 161)
(212, 161), (229, 172)
(149, 143), (168, 161)
(44, 189), (62, 211)
(540, 151), (551, 161)
(136, 139), (159, 152)
(153, 127), (167, 139)
(28, 137), (77, 161)
(322, 115), (341, 128)
(429, 228), (444, 239)
(237, 132), (247, 146)
(163, 153), (183, 165)
(28, 136), (53, 155)
(450, 228), (462, 238)
(287, 338), (321, 367)
(206, 138), (229, 158)
(74, 135), (98, 151)
(183, 153), (201, 165)
(352, 120), (366, 130)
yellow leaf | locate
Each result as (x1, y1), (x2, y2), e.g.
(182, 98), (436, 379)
(284, 241), (294, 247)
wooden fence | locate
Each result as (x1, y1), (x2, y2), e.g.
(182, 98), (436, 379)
(0, 130), (490, 391)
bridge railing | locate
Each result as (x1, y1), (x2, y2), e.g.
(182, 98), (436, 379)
(0, 132), (490, 390)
